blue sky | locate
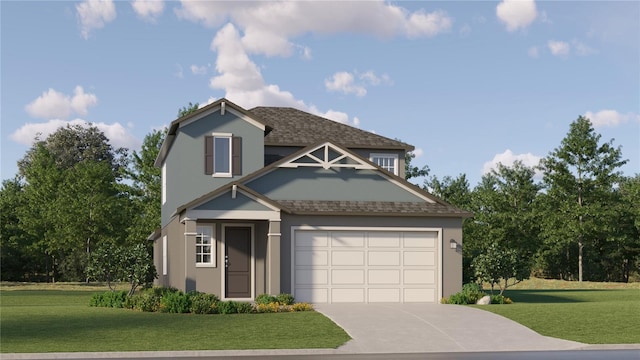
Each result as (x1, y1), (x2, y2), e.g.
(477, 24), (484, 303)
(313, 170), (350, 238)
(2, 1), (638, 187)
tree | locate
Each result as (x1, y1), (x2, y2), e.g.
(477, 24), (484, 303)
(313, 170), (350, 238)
(405, 151), (429, 182)
(538, 116), (627, 282)
(126, 129), (166, 243)
(177, 102), (199, 118)
(472, 242), (529, 295)
(17, 125), (129, 281)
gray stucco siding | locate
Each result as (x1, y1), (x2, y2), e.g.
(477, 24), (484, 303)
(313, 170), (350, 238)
(194, 191), (274, 212)
(162, 112), (265, 225)
(246, 167), (425, 202)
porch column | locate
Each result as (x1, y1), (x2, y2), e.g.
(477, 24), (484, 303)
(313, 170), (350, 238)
(267, 219), (281, 295)
(183, 217), (197, 292)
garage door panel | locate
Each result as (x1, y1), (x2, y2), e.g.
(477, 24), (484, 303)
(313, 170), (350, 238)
(369, 288), (401, 302)
(404, 251), (435, 266)
(331, 232), (365, 247)
(296, 269), (328, 285)
(296, 288), (327, 303)
(368, 269), (400, 284)
(294, 229), (439, 303)
(332, 269), (365, 284)
(368, 251), (400, 266)
(405, 288), (436, 302)
(296, 231), (328, 247)
(296, 250), (328, 266)
(332, 251), (364, 266)
(368, 232), (401, 247)
(404, 232), (437, 248)
(404, 269), (436, 284)
(332, 288), (365, 303)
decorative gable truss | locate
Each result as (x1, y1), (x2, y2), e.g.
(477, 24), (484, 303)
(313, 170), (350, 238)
(278, 142), (376, 170)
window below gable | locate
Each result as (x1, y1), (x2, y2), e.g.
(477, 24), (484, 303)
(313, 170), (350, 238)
(205, 134), (242, 177)
(370, 153), (398, 175)
(196, 225), (215, 267)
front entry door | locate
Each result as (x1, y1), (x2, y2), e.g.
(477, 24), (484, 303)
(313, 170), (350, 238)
(225, 226), (252, 298)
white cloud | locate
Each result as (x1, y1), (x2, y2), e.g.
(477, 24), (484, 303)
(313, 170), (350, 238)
(528, 46), (539, 58)
(482, 149), (541, 174)
(131, 0), (164, 22)
(190, 64), (208, 75)
(496, 0), (537, 32)
(548, 40), (570, 57)
(412, 148), (424, 158)
(10, 119), (140, 150)
(585, 110), (640, 128)
(176, 2), (452, 57)
(459, 24), (471, 37)
(25, 86), (98, 120)
(76, 0), (116, 39)
(572, 40), (596, 56)
(325, 72), (367, 97)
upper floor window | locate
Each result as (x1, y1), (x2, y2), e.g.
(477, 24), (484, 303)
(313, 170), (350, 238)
(205, 134), (242, 177)
(196, 225), (215, 267)
(371, 153), (398, 175)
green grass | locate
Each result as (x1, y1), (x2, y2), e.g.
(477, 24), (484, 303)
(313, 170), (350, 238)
(0, 289), (350, 353)
(474, 279), (640, 344)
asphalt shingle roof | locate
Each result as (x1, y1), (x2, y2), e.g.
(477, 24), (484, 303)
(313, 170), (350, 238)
(275, 200), (471, 217)
(250, 106), (413, 150)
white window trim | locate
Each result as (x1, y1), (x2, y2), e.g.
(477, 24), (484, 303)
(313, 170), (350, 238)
(195, 224), (216, 267)
(370, 153), (398, 175)
(212, 132), (232, 178)
(161, 163), (166, 204)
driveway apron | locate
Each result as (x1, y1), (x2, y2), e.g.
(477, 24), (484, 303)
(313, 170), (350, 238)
(315, 303), (584, 353)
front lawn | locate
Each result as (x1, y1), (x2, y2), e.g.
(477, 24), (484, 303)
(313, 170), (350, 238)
(474, 279), (640, 344)
(0, 288), (350, 353)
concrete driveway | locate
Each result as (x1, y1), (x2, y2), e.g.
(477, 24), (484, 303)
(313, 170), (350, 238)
(315, 303), (585, 353)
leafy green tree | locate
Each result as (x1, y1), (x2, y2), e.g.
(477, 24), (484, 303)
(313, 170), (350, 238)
(466, 161), (541, 286)
(16, 125), (129, 281)
(472, 242), (529, 295)
(405, 151), (429, 182)
(538, 116), (627, 282)
(126, 129), (166, 243)
(177, 102), (199, 118)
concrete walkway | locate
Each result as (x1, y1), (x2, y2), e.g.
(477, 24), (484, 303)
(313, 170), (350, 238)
(314, 303), (585, 353)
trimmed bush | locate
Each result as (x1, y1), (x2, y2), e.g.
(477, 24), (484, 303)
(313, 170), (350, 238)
(256, 302), (282, 313)
(236, 302), (254, 314)
(190, 293), (219, 314)
(490, 294), (513, 304)
(89, 290), (127, 308)
(255, 293), (277, 305)
(290, 302), (313, 312)
(159, 290), (191, 313)
(125, 292), (161, 312)
(217, 300), (238, 314)
(276, 293), (295, 305)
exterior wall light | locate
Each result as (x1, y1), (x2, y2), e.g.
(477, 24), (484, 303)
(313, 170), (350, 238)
(450, 239), (458, 249)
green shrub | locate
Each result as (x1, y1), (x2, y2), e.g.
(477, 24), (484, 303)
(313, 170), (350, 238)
(159, 290), (191, 313)
(151, 286), (179, 297)
(255, 302), (282, 313)
(217, 300), (238, 314)
(255, 293), (277, 305)
(290, 302), (313, 312)
(236, 302), (254, 314)
(442, 283), (487, 305)
(276, 293), (295, 305)
(190, 293), (219, 314)
(89, 290), (127, 308)
(126, 292), (161, 312)
(490, 294), (513, 304)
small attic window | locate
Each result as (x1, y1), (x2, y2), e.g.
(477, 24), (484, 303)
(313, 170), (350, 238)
(371, 153), (398, 175)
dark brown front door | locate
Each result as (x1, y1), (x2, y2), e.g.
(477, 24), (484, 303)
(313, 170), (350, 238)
(225, 226), (252, 298)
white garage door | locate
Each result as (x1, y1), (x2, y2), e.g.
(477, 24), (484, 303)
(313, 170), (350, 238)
(293, 228), (440, 303)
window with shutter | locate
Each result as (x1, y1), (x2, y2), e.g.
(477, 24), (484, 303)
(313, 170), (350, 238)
(205, 134), (241, 177)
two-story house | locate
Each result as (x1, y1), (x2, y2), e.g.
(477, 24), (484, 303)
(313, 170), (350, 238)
(152, 98), (470, 303)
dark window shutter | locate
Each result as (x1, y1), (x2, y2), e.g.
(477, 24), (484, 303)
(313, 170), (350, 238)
(204, 136), (213, 175)
(232, 136), (242, 176)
